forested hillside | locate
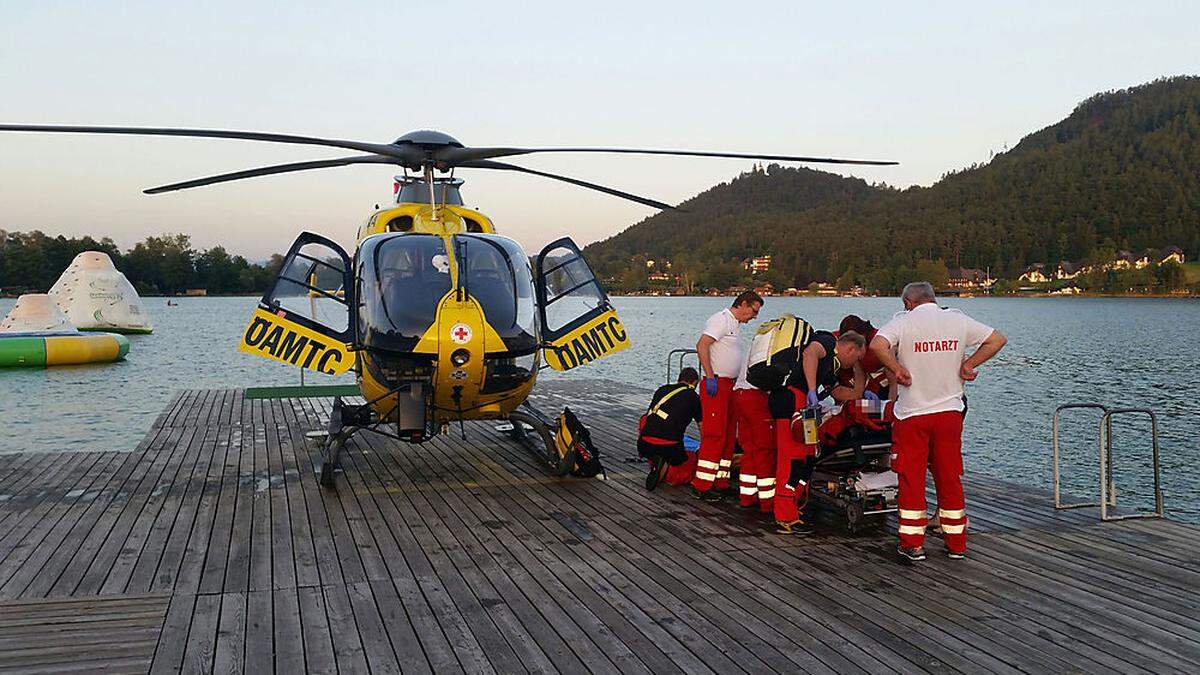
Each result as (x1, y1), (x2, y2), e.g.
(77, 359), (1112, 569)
(0, 230), (281, 295)
(584, 76), (1200, 293)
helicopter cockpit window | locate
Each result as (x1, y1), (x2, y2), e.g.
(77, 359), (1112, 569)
(357, 234), (451, 352)
(539, 246), (607, 335)
(456, 234), (538, 354)
(269, 243), (350, 334)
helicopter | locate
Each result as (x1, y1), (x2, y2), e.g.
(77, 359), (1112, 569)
(0, 124), (896, 486)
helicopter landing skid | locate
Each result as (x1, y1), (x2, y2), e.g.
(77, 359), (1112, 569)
(507, 401), (575, 477)
(318, 396), (371, 488)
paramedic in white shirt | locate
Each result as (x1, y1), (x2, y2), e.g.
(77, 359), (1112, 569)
(691, 291), (762, 500)
(870, 281), (1006, 562)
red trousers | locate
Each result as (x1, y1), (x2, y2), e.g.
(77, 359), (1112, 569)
(733, 389), (776, 511)
(770, 386), (816, 523)
(773, 422), (816, 522)
(664, 452), (696, 486)
(892, 411), (967, 552)
(692, 377), (737, 491)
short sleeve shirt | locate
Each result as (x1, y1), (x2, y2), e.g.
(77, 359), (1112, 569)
(875, 303), (994, 420)
(702, 308), (742, 378)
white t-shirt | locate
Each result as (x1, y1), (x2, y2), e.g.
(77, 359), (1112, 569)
(733, 343), (755, 390)
(875, 303), (994, 420)
(702, 308), (742, 379)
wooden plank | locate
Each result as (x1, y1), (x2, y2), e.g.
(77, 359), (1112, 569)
(272, 587), (306, 675)
(179, 593), (220, 674)
(248, 401), (281, 593)
(297, 585), (337, 675)
(324, 575), (372, 674)
(212, 592), (247, 675)
(150, 593), (196, 674)
(262, 397), (298, 592)
(244, 590), (274, 673)
(222, 422), (256, 594)
(244, 384), (361, 399)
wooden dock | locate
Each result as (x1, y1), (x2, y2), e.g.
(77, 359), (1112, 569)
(0, 379), (1197, 674)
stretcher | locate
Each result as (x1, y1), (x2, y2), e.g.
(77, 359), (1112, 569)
(807, 403), (899, 533)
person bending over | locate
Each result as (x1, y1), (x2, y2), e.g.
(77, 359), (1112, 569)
(768, 330), (868, 533)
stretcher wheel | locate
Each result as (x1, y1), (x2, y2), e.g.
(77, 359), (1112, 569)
(845, 501), (865, 535)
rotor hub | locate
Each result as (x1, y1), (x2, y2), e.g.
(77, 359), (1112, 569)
(392, 130), (463, 149)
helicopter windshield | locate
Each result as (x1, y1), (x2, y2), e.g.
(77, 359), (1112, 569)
(357, 234), (452, 352)
(456, 234), (538, 354)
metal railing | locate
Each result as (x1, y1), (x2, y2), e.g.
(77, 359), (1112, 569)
(1052, 403), (1164, 521)
(666, 349), (697, 383)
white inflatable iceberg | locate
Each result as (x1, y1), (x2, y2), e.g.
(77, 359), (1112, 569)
(49, 251), (153, 334)
(0, 293), (76, 332)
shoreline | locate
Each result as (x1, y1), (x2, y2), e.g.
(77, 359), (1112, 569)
(611, 292), (1199, 299)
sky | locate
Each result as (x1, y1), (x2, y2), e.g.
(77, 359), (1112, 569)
(1, 1), (1198, 260)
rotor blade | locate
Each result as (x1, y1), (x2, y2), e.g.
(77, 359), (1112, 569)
(0, 124), (419, 162)
(460, 159), (678, 211)
(143, 155), (399, 194)
(439, 146), (898, 166)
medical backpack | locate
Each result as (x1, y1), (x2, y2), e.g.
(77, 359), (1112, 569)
(745, 314), (814, 390)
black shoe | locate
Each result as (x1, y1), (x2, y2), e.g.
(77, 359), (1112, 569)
(692, 487), (724, 502)
(947, 549), (967, 560)
(897, 546), (926, 562)
(645, 457), (665, 490)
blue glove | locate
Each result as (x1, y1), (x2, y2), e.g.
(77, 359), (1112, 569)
(806, 389), (819, 408)
(705, 377), (719, 397)
(863, 390), (880, 402)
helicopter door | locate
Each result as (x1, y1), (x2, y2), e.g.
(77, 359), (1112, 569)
(534, 237), (630, 371)
(239, 232), (356, 375)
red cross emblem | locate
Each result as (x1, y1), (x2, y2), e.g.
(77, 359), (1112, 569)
(450, 323), (472, 344)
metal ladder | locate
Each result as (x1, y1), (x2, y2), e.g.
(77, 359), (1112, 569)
(1052, 403), (1164, 521)
(666, 348), (698, 383)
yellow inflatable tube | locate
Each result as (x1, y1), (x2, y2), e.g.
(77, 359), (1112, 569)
(0, 332), (130, 367)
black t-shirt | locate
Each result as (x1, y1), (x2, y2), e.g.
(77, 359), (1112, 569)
(640, 383), (702, 442)
(785, 330), (841, 393)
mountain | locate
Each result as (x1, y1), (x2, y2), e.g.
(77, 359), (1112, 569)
(584, 76), (1200, 293)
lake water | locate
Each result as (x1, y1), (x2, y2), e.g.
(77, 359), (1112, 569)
(1, 295), (1197, 523)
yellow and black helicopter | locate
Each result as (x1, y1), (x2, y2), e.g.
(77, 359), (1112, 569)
(0, 124), (895, 486)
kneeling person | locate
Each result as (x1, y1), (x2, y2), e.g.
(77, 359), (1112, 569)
(639, 368), (703, 488)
